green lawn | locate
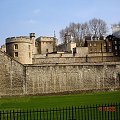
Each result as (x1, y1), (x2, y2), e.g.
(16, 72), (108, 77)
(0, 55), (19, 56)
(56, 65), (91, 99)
(0, 91), (120, 110)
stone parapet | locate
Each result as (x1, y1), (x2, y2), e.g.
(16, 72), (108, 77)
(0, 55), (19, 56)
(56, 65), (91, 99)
(6, 36), (32, 44)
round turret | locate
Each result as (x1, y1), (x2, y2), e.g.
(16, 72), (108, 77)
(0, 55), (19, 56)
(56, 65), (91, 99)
(6, 36), (33, 64)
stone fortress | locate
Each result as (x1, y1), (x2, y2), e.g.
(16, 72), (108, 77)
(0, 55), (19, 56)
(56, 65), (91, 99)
(5, 33), (57, 64)
(0, 25), (120, 96)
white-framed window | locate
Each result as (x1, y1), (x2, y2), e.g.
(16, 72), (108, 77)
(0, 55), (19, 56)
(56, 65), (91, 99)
(115, 52), (118, 55)
(109, 49), (112, 52)
(89, 43), (92, 46)
(103, 48), (106, 52)
(94, 43), (96, 46)
(108, 42), (111, 46)
(115, 46), (117, 50)
(14, 52), (18, 57)
(104, 43), (106, 46)
(94, 48), (97, 52)
(14, 44), (18, 49)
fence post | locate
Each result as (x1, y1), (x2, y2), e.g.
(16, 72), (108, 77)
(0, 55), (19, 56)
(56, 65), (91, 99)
(101, 104), (104, 119)
(104, 104), (107, 119)
(23, 109), (26, 120)
(20, 110), (21, 120)
(72, 106), (75, 120)
(53, 108), (54, 120)
(118, 103), (120, 120)
(13, 110), (15, 120)
(63, 107), (64, 120)
(55, 108), (58, 120)
(40, 109), (42, 120)
(65, 106), (67, 120)
(96, 104), (98, 120)
(115, 103), (120, 120)
(36, 109), (38, 120)
(30, 109), (32, 120)
(87, 105), (89, 120)
(49, 108), (51, 120)
(0, 111), (1, 120)
(6, 111), (9, 120)
(27, 109), (28, 120)
(84, 105), (86, 120)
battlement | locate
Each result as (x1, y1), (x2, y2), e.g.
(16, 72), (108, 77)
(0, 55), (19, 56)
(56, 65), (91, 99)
(36, 36), (55, 42)
(6, 36), (32, 44)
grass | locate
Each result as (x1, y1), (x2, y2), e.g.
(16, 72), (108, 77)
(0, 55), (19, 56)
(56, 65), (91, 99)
(0, 91), (120, 110)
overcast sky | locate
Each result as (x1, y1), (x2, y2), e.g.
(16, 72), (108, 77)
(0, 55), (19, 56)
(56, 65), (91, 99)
(0, 0), (120, 46)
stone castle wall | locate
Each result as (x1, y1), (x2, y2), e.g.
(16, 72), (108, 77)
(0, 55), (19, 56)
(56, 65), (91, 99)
(0, 50), (120, 96)
(25, 63), (120, 94)
(32, 56), (120, 64)
(0, 51), (25, 96)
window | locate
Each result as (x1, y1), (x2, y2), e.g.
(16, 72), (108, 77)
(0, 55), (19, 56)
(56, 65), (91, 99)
(103, 48), (106, 52)
(89, 43), (92, 46)
(46, 49), (48, 52)
(115, 46), (117, 50)
(109, 49), (112, 52)
(29, 45), (31, 50)
(115, 52), (118, 56)
(94, 43), (96, 46)
(90, 49), (92, 52)
(108, 42), (111, 46)
(14, 44), (18, 49)
(104, 43), (106, 46)
(115, 41), (117, 44)
(14, 52), (18, 57)
(94, 48), (97, 52)
(29, 52), (31, 58)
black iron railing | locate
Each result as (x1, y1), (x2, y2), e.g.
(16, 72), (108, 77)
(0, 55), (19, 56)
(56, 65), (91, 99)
(0, 103), (119, 120)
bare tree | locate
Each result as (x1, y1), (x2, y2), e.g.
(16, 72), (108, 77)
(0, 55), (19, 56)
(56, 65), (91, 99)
(88, 18), (107, 37)
(59, 29), (66, 42)
(59, 18), (108, 43)
(81, 22), (90, 38)
(60, 23), (82, 43)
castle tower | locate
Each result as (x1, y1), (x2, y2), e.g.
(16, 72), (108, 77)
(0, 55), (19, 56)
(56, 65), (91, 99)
(6, 35), (33, 64)
(36, 36), (56, 54)
(30, 33), (36, 54)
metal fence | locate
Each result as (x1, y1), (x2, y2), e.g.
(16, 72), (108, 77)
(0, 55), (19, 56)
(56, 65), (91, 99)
(0, 103), (119, 120)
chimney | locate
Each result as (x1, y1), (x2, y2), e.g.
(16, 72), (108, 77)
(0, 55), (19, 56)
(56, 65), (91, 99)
(30, 33), (35, 39)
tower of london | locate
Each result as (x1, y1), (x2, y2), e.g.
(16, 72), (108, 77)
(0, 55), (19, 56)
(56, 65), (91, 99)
(0, 31), (120, 96)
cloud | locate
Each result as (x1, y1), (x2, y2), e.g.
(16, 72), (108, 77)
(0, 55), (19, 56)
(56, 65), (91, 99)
(20, 19), (37, 25)
(27, 19), (36, 24)
(33, 9), (41, 15)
